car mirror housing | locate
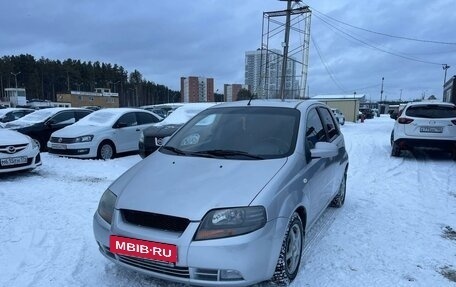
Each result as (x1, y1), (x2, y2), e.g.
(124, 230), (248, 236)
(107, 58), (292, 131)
(311, 142), (338, 159)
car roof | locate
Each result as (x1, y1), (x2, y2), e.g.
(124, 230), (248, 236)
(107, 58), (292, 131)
(209, 99), (320, 110)
(405, 101), (455, 107)
(89, 107), (154, 115)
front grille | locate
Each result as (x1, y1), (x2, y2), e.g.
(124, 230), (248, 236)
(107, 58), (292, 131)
(118, 255), (190, 278)
(0, 143), (28, 154)
(49, 137), (75, 143)
(121, 209), (190, 233)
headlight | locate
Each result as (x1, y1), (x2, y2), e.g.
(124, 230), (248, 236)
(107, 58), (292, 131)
(139, 131), (144, 143)
(97, 189), (117, 224)
(194, 206), (266, 240)
(74, 135), (93, 143)
(29, 136), (38, 149)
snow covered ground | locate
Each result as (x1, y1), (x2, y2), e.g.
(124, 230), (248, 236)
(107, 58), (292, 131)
(1, 115), (455, 287)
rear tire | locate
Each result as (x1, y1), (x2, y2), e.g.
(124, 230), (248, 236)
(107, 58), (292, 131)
(97, 141), (115, 160)
(391, 142), (401, 157)
(272, 212), (303, 286)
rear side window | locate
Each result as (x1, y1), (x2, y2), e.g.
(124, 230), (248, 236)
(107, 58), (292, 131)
(405, 105), (456, 118)
(318, 107), (339, 140)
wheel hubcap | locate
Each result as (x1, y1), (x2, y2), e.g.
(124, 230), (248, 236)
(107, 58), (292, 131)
(100, 145), (113, 159)
(285, 223), (302, 274)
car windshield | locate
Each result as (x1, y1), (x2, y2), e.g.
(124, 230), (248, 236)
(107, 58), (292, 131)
(15, 109), (54, 123)
(405, 105), (456, 118)
(162, 106), (300, 160)
(75, 111), (118, 126)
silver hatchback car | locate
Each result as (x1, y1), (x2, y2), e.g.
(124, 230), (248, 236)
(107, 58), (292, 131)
(93, 100), (349, 286)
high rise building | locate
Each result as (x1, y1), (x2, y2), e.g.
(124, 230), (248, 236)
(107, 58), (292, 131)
(245, 49), (299, 99)
(224, 84), (250, 102)
(180, 76), (214, 103)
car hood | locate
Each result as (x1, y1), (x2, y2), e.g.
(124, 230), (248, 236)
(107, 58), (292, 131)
(0, 129), (30, 145)
(112, 151), (288, 220)
(143, 124), (182, 137)
(51, 124), (106, 137)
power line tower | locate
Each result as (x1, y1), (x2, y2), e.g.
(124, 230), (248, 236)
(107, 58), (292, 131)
(259, 0), (311, 100)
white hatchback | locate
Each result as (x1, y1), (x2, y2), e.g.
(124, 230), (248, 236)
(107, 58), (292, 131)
(47, 108), (162, 159)
(0, 129), (41, 173)
(391, 101), (456, 158)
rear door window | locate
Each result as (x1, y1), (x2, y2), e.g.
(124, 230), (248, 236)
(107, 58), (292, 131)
(405, 105), (456, 118)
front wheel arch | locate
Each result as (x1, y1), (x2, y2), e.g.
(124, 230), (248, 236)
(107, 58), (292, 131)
(97, 140), (116, 160)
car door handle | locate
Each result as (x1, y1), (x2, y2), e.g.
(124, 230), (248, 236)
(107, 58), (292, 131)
(136, 128), (140, 131)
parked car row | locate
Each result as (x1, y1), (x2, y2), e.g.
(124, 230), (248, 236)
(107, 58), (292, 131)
(1, 99), (354, 286)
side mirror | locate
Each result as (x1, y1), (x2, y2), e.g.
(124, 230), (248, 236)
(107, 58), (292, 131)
(311, 142), (338, 159)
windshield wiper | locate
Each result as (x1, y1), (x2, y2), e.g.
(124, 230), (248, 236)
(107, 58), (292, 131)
(192, 149), (264, 160)
(161, 146), (188, 156)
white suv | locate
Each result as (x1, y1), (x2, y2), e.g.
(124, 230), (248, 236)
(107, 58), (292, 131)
(391, 101), (456, 159)
(331, 108), (345, 125)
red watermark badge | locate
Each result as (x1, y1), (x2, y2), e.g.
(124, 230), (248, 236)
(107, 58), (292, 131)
(110, 235), (177, 263)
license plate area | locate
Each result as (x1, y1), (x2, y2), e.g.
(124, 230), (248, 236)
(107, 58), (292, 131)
(51, 143), (67, 150)
(420, 126), (443, 133)
(1, 156), (27, 166)
(110, 235), (177, 263)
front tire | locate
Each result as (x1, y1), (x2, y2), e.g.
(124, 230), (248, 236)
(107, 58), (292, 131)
(97, 141), (115, 160)
(272, 212), (303, 286)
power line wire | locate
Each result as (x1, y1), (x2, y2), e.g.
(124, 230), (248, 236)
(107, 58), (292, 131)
(311, 34), (347, 93)
(310, 6), (456, 45)
(313, 14), (443, 66)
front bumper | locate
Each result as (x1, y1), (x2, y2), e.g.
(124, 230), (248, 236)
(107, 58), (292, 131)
(0, 150), (41, 173)
(93, 210), (288, 286)
(47, 141), (96, 158)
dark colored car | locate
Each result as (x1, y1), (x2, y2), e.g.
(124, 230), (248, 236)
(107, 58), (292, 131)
(0, 108), (35, 123)
(4, 107), (92, 151)
(139, 103), (217, 158)
(359, 108), (374, 119)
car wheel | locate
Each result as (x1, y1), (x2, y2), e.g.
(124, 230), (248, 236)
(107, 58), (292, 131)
(97, 141), (115, 160)
(341, 118), (345, 125)
(330, 171), (346, 208)
(272, 212), (303, 286)
(391, 141), (401, 157)
(33, 138), (46, 152)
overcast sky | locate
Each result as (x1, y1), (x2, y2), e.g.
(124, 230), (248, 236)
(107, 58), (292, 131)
(1, 0), (455, 101)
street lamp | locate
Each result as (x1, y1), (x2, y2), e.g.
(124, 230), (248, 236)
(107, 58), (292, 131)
(353, 91), (357, 123)
(11, 71), (21, 89)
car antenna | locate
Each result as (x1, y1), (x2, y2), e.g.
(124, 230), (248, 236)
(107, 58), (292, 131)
(247, 93), (254, 106)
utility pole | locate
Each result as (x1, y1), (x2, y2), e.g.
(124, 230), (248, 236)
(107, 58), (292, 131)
(443, 64), (450, 86)
(279, 0), (292, 100)
(399, 89), (403, 102)
(11, 71), (21, 89)
(379, 77), (384, 114)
